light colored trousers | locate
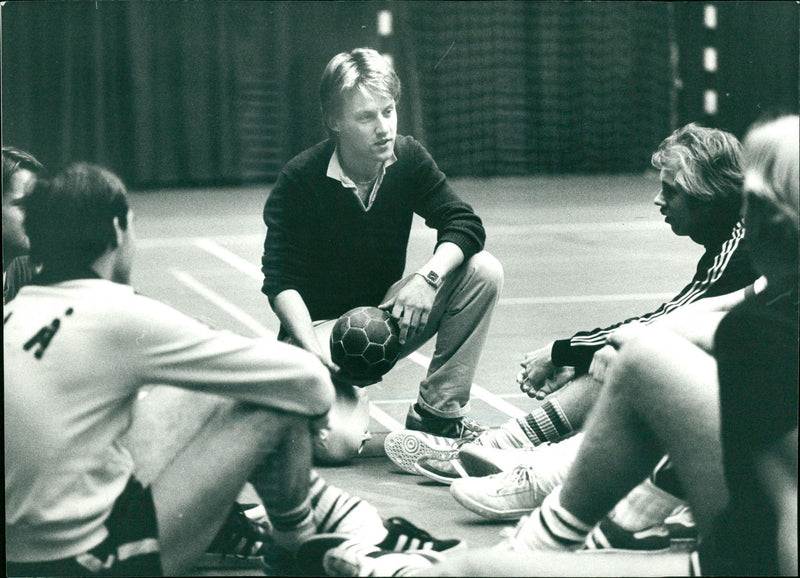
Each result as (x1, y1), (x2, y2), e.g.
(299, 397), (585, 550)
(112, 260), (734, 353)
(306, 250), (504, 464)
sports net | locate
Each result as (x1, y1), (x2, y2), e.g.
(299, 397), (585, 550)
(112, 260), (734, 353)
(400, 2), (672, 175)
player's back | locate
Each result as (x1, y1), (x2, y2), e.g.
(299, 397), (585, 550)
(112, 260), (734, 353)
(4, 279), (145, 562)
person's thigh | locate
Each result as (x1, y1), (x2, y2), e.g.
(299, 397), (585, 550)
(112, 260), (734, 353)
(150, 402), (308, 575)
(122, 386), (229, 486)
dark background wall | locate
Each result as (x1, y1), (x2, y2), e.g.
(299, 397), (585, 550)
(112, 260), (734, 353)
(2, 1), (797, 188)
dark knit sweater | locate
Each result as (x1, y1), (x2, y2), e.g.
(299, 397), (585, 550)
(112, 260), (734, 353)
(261, 135), (486, 321)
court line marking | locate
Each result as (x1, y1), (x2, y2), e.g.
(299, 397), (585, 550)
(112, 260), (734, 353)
(188, 238), (674, 306)
(137, 220), (665, 248)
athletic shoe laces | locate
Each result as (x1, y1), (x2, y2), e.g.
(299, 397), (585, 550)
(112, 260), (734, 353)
(499, 465), (546, 496)
(456, 417), (489, 438)
(207, 503), (270, 560)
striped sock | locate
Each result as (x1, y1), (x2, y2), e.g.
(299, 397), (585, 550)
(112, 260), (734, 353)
(270, 497), (315, 554)
(309, 470), (388, 544)
(508, 486), (593, 552)
(516, 400), (572, 446)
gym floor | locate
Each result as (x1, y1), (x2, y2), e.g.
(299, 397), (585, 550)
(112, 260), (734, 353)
(128, 174), (701, 575)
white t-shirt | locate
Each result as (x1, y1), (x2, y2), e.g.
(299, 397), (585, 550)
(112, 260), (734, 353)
(4, 279), (333, 562)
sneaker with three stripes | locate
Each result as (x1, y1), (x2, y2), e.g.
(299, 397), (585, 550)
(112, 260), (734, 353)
(295, 516), (463, 576)
(384, 404), (487, 474)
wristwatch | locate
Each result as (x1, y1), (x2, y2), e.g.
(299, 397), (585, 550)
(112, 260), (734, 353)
(416, 270), (443, 290)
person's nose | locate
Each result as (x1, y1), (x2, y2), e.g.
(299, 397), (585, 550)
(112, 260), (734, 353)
(376, 115), (391, 136)
(654, 190), (666, 206)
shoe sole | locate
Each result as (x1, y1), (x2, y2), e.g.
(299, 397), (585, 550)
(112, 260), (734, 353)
(384, 430), (458, 474)
(449, 484), (533, 521)
(413, 462), (456, 485)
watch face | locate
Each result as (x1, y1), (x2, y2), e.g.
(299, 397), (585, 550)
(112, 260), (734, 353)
(426, 271), (441, 287)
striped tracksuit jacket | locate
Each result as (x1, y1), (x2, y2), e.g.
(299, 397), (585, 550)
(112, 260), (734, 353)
(550, 222), (758, 372)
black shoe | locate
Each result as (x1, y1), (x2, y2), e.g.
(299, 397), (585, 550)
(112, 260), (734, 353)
(295, 517), (463, 576)
(379, 517), (464, 552)
(406, 404), (488, 439)
(201, 503), (271, 569)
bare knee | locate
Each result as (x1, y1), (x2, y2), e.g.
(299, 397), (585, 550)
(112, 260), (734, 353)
(610, 328), (688, 401)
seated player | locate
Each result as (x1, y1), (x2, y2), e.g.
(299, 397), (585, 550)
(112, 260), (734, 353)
(261, 47), (503, 464)
(404, 123), (759, 491)
(297, 115), (799, 577)
(4, 163), (462, 577)
(3, 146), (43, 303)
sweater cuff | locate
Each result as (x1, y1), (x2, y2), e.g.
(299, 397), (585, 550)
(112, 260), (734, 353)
(437, 231), (483, 261)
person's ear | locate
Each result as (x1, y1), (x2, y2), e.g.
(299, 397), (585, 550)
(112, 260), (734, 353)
(112, 216), (125, 248)
(326, 114), (341, 134)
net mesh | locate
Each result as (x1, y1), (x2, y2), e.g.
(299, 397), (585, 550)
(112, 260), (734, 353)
(404, 2), (672, 175)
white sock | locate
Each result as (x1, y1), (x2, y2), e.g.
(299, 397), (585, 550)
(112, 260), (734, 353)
(475, 418), (533, 449)
(504, 486), (593, 552)
(310, 470), (388, 544)
(270, 500), (315, 555)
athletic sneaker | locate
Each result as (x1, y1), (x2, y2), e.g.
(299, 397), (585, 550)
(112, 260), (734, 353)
(460, 432), (584, 478)
(583, 517), (671, 552)
(405, 403), (489, 439)
(202, 502), (272, 568)
(450, 464), (556, 520)
(323, 540), (443, 577)
(458, 444), (541, 477)
(413, 454), (470, 484)
(380, 516), (464, 553)
(384, 405), (485, 474)
(384, 430), (462, 474)
(664, 505), (698, 551)
(296, 517), (462, 576)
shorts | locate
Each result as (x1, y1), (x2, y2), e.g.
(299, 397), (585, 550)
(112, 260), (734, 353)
(7, 476), (162, 577)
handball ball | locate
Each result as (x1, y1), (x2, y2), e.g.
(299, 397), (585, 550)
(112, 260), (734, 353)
(330, 306), (402, 381)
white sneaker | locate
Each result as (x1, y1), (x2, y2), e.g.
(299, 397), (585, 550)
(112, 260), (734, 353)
(384, 430), (462, 474)
(450, 463), (560, 520)
(458, 444), (540, 477)
(460, 433), (582, 478)
(323, 539), (443, 577)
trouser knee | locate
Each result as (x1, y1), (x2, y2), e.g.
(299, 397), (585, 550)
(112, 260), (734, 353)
(228, 401), (308, 443)
(468, 251), (504, 294)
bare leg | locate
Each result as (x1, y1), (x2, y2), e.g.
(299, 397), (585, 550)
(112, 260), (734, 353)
(534, 373), (601, 431)
(559, 328), (727, 537)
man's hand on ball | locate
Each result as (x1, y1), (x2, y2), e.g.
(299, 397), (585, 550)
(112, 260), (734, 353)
(382, 276), (434, 344)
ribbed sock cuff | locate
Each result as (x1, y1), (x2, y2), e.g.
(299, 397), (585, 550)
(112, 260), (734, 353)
(515, 486), (592, 551)
(516, 400), (573, 445)
(309, 473), (387, 543)
(270, 499), (315, 554)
